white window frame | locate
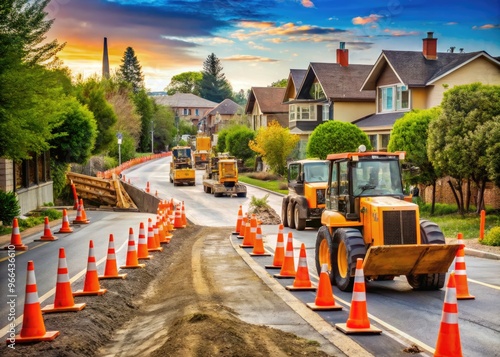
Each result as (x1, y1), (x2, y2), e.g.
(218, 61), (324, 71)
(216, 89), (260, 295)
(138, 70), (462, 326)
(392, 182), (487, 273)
(378, 84), (410, 113)
(322, 104), (329, 121)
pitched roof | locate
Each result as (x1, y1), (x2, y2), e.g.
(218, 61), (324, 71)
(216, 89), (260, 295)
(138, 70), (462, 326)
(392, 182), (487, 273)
(153, 93), (219, 108)
(290, 69), (307, 90)
(206, 98), (243, 116)
(245, 87), (288, 114)
(362, 50), (499, 90)
(297, 63), (375, 101)
(352, 112), (406, 130)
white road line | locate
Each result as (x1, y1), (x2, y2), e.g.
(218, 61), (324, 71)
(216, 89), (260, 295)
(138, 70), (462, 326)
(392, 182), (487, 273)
(468, 278), (500, 290)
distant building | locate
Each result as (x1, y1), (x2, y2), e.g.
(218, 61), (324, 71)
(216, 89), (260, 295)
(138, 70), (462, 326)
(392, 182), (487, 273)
(154, 93), (219, 127)
(203, 98), (244, 135)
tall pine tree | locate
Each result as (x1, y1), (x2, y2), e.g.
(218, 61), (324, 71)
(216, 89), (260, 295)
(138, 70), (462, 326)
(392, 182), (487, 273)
(199, 53), (232, 102)
(118, 47), (144, 93)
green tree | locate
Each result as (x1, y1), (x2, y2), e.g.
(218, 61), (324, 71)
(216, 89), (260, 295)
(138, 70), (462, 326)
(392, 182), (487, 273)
(199, 53), (232, 102)
(225, 126), (255, 164)
(49, 96), (97, 163)
(306, 121), (370, 159)
(118, 47), (144, 93)
(74, 77), (117, 154)
(151, 104), (175, 151)
(428, 83), (500, 214)
(165, 71), (202, 95)
(133, 89), (154, 152)
(270, 78), (288, 87)
(232, 89), (249, 106)
(249, 121), (299, 175)
(216, 128), (229, 153)
(388, 108), (441, 213)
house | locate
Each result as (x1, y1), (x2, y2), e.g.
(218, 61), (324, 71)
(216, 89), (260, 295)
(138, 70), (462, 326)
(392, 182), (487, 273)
(202, 98), (244, 136)
(357, 32), (500, 150)
(245, 87), (288, 131)
(285, 42), (376, 155)
(0, 153), (53, 216)
(154, 93), (219, 127)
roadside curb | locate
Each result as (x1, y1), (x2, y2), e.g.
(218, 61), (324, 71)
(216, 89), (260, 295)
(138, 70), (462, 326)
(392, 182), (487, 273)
(229, 233), (373, 357)
(464, 248), (500, 260)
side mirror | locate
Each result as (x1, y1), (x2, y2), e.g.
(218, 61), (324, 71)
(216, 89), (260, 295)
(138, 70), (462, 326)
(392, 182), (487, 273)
(298, 172), (304, 183)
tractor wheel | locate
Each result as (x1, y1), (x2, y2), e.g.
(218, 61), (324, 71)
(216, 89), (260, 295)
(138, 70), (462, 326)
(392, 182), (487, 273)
(281, 199), (289, 227)
(315, 226), (335, 284)
(406, 220), (446, 290)
(237, 192), (246, 198)
(294, 204), (306, 231)
(170, 176), (173, 183)
(287, 201), (295, 229)
(333, 228), (366, 292)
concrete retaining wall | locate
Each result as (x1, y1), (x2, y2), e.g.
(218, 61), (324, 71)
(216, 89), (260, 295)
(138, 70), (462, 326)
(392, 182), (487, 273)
(121, 181), (160, 214)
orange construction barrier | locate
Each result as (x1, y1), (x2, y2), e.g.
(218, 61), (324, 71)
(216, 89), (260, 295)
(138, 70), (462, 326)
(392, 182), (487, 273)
(479, 209), (485, 240)
(12, 261), (59, 343)
(265, 224), (285, 269)
(57, 209), (73, 234)
(147, 218), (162, 252)
(454, 233), (475, 300)
(434, 272), (463, 357)
(120, 228), (146, 269)
(336, 258), (381, 334)
(274, 232), (296, 278)
(5, 218), (28, 250)
(250, 225), (271, 256)
(232, 205), (243, 235)
(307, 264), (343, 311)
(240, 214), (257, 248)
(73, 240), (107, 296)
(237, 216), (248, 239)
(42, 248), (86, 313)
(286, 243), (316, 291)
(35, 216), (57, 241)
(99, 234), (127, 279)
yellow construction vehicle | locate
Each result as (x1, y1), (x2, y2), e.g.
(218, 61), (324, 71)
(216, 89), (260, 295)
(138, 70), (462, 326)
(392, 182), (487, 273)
(282, 159), (328, 230)
(169, 146), (195, 186)
(193, 136), (211, 169)
(315, 145), (460, 291)
(202, 153), (246, 197)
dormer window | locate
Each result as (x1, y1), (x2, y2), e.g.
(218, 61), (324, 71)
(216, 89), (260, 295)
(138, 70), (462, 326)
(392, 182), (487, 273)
(309, 83), (325, 100)
(378, 85), (409, 112)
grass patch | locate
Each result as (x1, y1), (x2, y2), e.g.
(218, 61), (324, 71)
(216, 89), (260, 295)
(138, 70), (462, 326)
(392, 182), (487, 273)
(239, 173), (288, 195)
(0, 209), (63, 236)
(421, 212), (500, 239)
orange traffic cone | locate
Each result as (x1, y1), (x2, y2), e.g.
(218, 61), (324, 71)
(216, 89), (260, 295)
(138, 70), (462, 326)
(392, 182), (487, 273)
(147, 218), (162, 252)
(434, 272), (463, 357)
(72, 200), (86, 224)
(181, 201), (187, 227)
(240, 214), (257, 248)
(167, 207), (176, 232)
(120, 228), (146, 269)
(145, 181), (150, 193)
(42, 248), (86, 313)
(336, 258), (381, 334)
(35, 216), (58, 241)
(163, 214), (173, 242)
(250, 225), (271, 256)
(286, 243), (316, 291)
(237, 216), (248, 239)
(57, 209), (73, 234)
(454, 233), (474, 300)
(157, 215), (168, 244)
(99, 234), (128, 279)
(73, 240), (107, 296)
(71, 182), (79, 210)
(80, 199), (90, 224)
(4, 218), (28, 250)
(265, 224), (285, 269)
(153, 222), (163, 250)
(12, 261), (59, 343)
(232, 205), (243, 235)
(307, 264), (343, 311)
(274, 232), (296, 278)
(173, 204), (183, 229)
(137, 222), (152, 260)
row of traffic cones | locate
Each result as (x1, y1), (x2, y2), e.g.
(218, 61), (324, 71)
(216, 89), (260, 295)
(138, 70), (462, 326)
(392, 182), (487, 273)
(233, 206), (470, 356)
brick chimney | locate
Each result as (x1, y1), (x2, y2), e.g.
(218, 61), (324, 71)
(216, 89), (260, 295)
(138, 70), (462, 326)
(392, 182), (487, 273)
(422, 32), (437, 60)
(337, 42), (349, 67)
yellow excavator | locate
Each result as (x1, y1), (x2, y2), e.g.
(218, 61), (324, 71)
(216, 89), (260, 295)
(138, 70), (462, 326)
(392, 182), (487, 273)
(169, 146), (195, 186)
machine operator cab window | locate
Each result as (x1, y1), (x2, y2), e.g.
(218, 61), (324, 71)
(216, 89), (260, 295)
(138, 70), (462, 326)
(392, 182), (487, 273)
(352, 160), (404, 197)
(303, 162), (329, 183)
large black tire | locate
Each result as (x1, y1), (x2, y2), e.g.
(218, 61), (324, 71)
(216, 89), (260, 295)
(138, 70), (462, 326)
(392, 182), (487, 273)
(287, 201), (295, 229)
(281, 199), (289, 227)
(333, 228), (366, 292)
(315, 226), (335, 284)
(237, 192), (246, 197)
(406, 220), (446, 290)
(294, 204), (306, 231)
(170, 176), (173, 183)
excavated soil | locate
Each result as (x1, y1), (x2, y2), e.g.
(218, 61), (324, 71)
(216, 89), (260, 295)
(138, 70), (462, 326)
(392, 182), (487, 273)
(4, 220), (334, 357)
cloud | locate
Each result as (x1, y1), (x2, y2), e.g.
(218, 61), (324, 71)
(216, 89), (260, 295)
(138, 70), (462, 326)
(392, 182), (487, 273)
(238, 20), (275, 29)
(223, 55), (279, 62)
(248, 41), (271, 50)
(382, 29), (419, 37)
(472, 24), (500, 30)
(301, 0), (314, 8)
(445, 22), (458, 25)
(232, 21), (346, 41)
(352, 14), (382, 25)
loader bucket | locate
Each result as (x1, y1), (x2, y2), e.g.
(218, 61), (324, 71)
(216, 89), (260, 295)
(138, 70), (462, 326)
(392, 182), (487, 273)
(362, 244), (460, 277)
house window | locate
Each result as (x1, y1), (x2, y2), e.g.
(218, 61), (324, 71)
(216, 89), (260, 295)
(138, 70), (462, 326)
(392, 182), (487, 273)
(289, 105), (296, 121)
(195, 109), (199, 116)
(322, 104), (329, 121)
(183, 108), (191, 115)
(381, 134), (390, 150)
(309, 83), (325, 100)
(297, 105), (316, 120)
(379, 85), (409, 112)
(369, 135), (378, 150)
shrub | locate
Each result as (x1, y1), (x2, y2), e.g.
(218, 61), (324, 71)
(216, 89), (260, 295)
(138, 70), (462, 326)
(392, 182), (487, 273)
(482, 226), (500, 246)
(0, 190), (20, 225)
(247, 171), (281, 181)
(249, 194), (270, 212)
(104, 156), (118, 170)
(43, 209), (63, 221)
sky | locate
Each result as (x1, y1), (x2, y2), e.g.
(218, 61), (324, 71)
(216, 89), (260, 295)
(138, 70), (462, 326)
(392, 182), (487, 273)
(46, 0), (500, 92)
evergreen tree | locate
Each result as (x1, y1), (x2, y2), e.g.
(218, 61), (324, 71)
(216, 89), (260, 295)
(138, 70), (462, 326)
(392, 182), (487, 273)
(199, 53), (232, 102)
(118, 47), (144, 93)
